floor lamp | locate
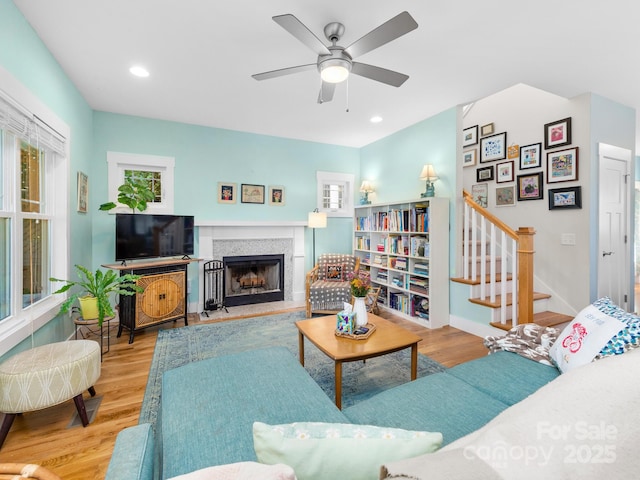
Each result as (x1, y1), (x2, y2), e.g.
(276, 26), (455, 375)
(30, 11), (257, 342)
(308, 209), (327, 264)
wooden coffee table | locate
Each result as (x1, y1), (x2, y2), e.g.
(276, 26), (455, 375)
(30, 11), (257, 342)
(295, 313), (422, 409)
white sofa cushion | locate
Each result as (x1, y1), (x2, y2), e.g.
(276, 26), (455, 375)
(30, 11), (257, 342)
(381, 348), (640, 479)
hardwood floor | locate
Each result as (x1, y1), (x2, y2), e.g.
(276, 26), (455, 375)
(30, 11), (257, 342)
(0, 308), (487, 479)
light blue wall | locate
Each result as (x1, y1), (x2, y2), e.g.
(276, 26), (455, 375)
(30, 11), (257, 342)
(0, 0), (94, 357)
(359, 107), (458, 318)
(92, 112), (360, 271)
(360, 108), (457, 203)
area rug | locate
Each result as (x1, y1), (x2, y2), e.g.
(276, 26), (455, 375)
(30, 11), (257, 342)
(140, 310), (446, 426)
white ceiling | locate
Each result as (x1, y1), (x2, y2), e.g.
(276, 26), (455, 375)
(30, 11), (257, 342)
(12, 0), (640, 149)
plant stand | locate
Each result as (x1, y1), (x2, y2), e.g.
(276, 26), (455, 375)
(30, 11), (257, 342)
(73, 315), (115, 361)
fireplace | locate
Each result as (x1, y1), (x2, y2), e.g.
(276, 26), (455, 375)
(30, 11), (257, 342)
(223, 254), (285, 306)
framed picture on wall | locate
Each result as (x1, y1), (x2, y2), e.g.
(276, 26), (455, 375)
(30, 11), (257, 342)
(241, 184), (265, 204)
(517, 172), (544, 201)
(217, 182), (237, 204)
(471, 183), (488, 208)
(496, 185), (515, 207)
(463, 125), (478, 147)
(77, 171), (88, 213)
(480, 132), (507, 163)
(547, 147), (579, 183)
(269, 185), (285, 205)
(462, 149), (477, 167)
(544, 117), (572, 149)
(476, 165), (494, 182)
(519, 142), (542, 169)
(495, 161), (514, 183)
(481, 123), (494, 136)
(549, 186), (582, 210)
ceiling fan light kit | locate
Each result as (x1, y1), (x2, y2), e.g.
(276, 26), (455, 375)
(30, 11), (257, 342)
(252, 11), (418, 103)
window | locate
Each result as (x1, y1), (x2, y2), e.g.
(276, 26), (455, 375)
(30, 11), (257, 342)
(107, 152), (175, 213)
(0, 84), (69, 356)
(316, 171), (354, 218)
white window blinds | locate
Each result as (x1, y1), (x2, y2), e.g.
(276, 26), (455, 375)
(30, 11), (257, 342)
(0, 92), (66, 154)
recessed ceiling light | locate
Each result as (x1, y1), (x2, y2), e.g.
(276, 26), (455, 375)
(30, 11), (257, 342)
(370, 116), (383, 124)
(129, 66), (150, 78)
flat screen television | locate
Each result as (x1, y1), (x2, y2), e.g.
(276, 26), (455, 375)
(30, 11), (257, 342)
(115, 214), (194, 261)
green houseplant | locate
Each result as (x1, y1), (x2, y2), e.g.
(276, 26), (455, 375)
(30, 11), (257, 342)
(51, 265), (142, 327)
(99, 177), (155, 213)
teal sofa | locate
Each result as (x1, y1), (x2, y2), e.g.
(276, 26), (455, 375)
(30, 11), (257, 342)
(105, 346), (559, 479)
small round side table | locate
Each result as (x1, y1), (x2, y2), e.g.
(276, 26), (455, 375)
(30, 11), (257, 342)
(73, 315), (115, 361)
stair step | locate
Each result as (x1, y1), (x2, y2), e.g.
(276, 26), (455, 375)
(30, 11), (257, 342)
(451, 273), (512, 286)
(532, 311), (574, 328)
(468, 291), (550, 308)
(489, 310), (574, 332)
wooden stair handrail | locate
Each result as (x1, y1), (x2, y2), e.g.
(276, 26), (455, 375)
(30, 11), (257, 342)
(463, 190), (518, 240)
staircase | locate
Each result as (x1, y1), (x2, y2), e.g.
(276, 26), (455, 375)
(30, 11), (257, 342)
(452, 191), (572, 331)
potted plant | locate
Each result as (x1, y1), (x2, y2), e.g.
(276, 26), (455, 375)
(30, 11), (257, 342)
(50, 265), (142, 327)
(99, 177), (155, 213)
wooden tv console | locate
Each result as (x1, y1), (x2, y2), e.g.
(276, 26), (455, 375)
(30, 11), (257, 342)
(103, 258), (198, 343)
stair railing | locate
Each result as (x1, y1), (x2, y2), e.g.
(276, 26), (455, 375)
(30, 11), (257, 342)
(462, 190), (535, 326)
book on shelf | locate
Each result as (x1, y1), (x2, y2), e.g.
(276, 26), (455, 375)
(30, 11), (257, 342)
(373, 254), (388, 265)
(391, 276), (404, 288)
(356, 236), (371, 251)
(413, 262), (429, 276)
(394, 257), (408, 271)
(412, 295), (430, 319)
(411, 205), (429, 233)
(390, 292), (410, 313)
(410, 236), (428, 257)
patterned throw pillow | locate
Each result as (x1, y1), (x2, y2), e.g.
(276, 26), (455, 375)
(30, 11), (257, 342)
(592, 297), (640, 358)
(549, 304), (625, 373)
(325, 264), (343, 282)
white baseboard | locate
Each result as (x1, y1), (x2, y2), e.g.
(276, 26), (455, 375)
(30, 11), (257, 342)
(449, 314), (506, 338)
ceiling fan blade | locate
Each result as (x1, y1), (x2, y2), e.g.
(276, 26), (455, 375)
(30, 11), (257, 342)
(344, 11), (418, 59)
(252, 63), (316, 81)
(273, 14), (332, 56)
(317, 81), (336, 104)
(351, 62), (409, 87)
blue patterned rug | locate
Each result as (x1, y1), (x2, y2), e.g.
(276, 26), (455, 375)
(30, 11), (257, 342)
(140, 310), (446, 426)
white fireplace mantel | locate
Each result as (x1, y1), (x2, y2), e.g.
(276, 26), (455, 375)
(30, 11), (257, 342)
(197, 222), (306, 309)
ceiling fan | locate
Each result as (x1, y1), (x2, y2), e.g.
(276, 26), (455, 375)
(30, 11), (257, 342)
(252, 11), (418, 103)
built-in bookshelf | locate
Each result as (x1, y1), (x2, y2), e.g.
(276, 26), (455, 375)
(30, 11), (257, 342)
(354, 197), (449, 328)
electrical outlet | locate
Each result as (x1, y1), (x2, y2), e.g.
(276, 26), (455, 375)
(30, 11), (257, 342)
(561, 233), (576, 246)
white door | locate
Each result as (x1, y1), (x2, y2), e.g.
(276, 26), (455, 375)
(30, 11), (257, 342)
(598, 143), (631, 309)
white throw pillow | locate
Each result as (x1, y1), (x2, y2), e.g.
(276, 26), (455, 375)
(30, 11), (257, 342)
(253, 421), (442, 480)
(549, 304), (625, 373)
(167, 462), (296, 480)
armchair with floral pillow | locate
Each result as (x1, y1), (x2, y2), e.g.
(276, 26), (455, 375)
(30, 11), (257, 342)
(305, 253), (360, 317)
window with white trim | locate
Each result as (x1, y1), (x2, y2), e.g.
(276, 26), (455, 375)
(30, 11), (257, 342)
(106, 152), (175, 214)
(316, 171), (354, 218)
(0, 86), (69, 355)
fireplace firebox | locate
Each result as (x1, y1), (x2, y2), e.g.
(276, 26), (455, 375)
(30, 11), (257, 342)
(223, 254), (284, 306)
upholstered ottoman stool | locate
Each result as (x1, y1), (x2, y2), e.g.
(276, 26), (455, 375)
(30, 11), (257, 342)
(0, 340), (101, 449)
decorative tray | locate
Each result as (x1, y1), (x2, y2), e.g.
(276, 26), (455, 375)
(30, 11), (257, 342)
(335, 323), (376, 340)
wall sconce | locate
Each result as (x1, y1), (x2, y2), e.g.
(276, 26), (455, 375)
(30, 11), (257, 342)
(308, 208), (327, 263)
(359, 180), (374, 205)
(419, 164), (438, 197)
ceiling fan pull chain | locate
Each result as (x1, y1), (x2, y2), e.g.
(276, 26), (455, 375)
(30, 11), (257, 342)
(345, 77), (349, 113)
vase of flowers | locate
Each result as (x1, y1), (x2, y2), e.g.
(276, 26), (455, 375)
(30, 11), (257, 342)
(350, 271), (371, 327)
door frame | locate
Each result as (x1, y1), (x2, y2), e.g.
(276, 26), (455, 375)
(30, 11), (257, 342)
(596, 142), (632, 310)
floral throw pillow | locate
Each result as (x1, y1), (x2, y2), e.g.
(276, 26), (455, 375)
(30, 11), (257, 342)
(325, 264), (343, 282)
